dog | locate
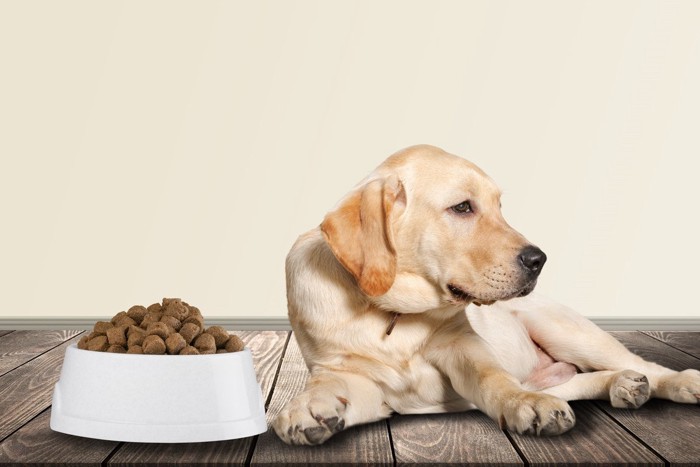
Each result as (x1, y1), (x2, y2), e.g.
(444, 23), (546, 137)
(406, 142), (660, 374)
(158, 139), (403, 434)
(273, 144), (700, 445)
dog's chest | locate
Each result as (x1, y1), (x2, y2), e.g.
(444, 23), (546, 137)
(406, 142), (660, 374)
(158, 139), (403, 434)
(326, 312), (470, 413)
(381, 352), (473, 414)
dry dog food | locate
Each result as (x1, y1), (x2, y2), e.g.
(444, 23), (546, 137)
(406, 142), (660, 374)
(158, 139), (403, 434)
(78, 298), (245, 355)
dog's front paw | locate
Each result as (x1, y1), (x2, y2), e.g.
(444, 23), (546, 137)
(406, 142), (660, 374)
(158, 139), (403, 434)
(659, 369), (700, 404)
(502, 392), (575, 436)
(610, 370), (650, 409)
(272, 392), (348, 445)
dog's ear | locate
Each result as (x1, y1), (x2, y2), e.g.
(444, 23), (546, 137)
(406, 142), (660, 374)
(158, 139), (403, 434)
(321, 175), (405, 297)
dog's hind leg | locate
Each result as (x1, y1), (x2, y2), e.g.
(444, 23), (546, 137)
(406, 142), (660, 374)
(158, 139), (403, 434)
(509, 294), (700, 405)
(272, 369), (390, 445)
(539, 370), (652, 408)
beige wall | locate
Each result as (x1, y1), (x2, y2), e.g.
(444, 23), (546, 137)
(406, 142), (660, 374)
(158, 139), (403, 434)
(1, 1), (699, 318)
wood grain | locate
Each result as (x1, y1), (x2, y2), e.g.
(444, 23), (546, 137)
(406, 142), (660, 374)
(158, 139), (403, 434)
(108, 440), (249, 467)
(0, 408), (118, 467)
(0, 332), (84, 441)
(595, 399), (700, 466)
(242, 330), (292, 400)
(390, 411), (523, 466)
(0, 330), (83, 376)
(598, 331), (700, 465)
(250, 334), (394, 466)
(642, 331), (700, 359)
(508, 401), (664, 466)
(107, 331), (289, 467)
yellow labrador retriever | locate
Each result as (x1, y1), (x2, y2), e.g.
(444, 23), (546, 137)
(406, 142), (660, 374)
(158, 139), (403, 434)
(274, 145), (700, 445)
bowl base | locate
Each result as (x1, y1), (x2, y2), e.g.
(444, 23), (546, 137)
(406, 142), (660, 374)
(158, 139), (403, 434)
(50, 403), (267, 443)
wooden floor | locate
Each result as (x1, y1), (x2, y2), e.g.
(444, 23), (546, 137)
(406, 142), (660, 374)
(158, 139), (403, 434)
(0, 330), (698, 466)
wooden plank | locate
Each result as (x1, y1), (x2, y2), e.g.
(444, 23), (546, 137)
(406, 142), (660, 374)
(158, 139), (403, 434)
(0, 408), (118, 467)
(642, 331), (700, 359)
(108, 440), (247, 467)
(107, 330), (289, 466)
(0, 330), (13, 338)
(390, 411), (523, 466)
(0, 332), (84, 442)
(250, 334), (394, 466)
(243, 331), (292, 401)
(596, 331), (700, 466)
(0, 330), (83, 377)
(595, 399), (700, 466)
(610, 331), (700, 371)
(509, 401), (664, 466)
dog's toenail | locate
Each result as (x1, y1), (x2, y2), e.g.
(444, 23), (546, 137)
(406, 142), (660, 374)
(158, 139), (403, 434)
(303, 426), (329, 444)
(324, 416), (340, 431)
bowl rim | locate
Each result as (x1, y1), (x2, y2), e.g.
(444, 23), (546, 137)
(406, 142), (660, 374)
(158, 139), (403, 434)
(67, 342), (250, 359)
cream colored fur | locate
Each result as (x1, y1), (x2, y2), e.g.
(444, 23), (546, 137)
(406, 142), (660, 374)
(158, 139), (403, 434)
(274, 145), (700, 445)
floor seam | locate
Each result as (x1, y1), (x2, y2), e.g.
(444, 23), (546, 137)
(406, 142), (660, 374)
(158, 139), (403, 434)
(593, 400), (669, 467)
(0, 330), (85, 378)
(386, 419), (397, 467)
(502, 430), (529, 467)
(0, 405), (51, 445)
(640, 331), (700, 361)
(245, 330), (292, 467)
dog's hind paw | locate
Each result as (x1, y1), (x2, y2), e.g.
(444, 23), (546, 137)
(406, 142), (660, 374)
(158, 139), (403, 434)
(610, 370), (650, 409)
(658, 369), (700, 404)
(272, 392), (347, 445)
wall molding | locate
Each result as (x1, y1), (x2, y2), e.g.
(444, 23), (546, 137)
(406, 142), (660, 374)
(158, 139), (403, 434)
(588, 317), (700, 331)
(1, 316), (699, 331)
(0, 317), (292, 331)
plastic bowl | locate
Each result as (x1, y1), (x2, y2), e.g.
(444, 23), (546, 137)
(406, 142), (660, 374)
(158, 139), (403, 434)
(50, 344), (266, 443)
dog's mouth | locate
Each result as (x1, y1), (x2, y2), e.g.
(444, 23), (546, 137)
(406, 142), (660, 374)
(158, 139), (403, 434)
(447, 284), (472, 301)
(447, 280), (537, 306)
(447, 284), (495, 306)
(516, 279), (537, 298)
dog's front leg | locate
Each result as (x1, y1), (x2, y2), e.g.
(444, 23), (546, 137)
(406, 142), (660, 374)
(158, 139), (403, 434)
(427, 333), (576, 436)
(272, 368), (390, 445)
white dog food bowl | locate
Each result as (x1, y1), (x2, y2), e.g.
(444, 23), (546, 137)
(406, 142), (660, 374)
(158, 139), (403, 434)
(50, 344), (266, 443)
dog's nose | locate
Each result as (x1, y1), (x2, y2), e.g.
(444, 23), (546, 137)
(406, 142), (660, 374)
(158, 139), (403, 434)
(518, 246), (547, 276)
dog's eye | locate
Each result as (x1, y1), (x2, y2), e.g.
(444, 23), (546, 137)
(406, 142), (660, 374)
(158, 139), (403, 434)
(451, 201), (472, 214)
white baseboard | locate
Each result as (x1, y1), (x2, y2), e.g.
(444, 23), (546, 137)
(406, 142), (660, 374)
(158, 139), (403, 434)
(0, 317), (292, 331)
(588, 317), (700, 331)
(0, 316), (699, 331)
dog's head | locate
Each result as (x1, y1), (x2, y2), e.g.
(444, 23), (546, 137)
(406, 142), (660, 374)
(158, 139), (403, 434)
(321, 145), (546, 312)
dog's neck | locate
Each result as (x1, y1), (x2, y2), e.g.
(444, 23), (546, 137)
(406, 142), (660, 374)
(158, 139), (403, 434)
(382, 305), (468, 336)
(371, 272), (445, 314)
